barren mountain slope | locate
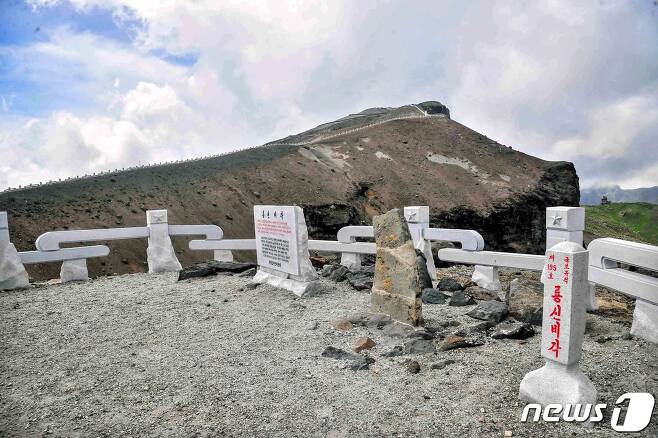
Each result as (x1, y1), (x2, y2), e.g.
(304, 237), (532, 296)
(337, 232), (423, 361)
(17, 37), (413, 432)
(0, 102), (579, 280)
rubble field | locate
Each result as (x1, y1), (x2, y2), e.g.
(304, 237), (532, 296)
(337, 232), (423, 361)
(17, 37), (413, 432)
(1, 267), (656, 437)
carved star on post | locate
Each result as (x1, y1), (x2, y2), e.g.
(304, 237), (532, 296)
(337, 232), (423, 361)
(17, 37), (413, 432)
(551, 213), (563, 226)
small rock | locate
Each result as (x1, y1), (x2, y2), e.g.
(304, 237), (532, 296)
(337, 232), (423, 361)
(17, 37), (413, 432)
(437, 277), (464, 292)
(321, 346), (355, 360)
(448, 290), (476, 306)
(381, 346), (404, 357)
(346, 269), (374, 291)
(451, 321), (494, 338)
(330, 319), (353, 332)
(430, 359), (456, 370)
(304, 281), (332, 296)
(237, 267), (257, 277)
(178, 261), (256, 281)
(382, 322), (415, 338)
(508, 278), (543, 325)
(403, 338), (436, 354)
(595, 335), (613, 344)
(328, 265), (350, 282)
(366, 313), (393, 329)
(438, 335), (484, 351)
(504, 431), (513, 437)
(467, 300), (508, 322)
(305, 321), (319, 330)
(240, 282), (259, 291)
(491, 322), (535, 340)
(464, 286), (501, 302)
(421, 288), (448, 304)
(404, 360), (421, 374)
(349, 355), (375, 371)
(353, 337), (376, 352)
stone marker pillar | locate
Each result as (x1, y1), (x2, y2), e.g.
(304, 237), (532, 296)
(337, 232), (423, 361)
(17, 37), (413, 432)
(60, 259), (89, 283)
(371, 209), (432, 326)
(471, 265), (501, 291)
(404, 206), (437, 281)
(630, 299), (658, 344)
(0, 212), (29, 290)
(252, 205), (319, 297)
(545, 206), (597, 311)
(146, 209), (182, 273)
(519, 241), (596, 408)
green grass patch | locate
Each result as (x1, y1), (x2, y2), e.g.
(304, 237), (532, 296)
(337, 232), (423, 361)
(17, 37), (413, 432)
(584, 202), (658, 245)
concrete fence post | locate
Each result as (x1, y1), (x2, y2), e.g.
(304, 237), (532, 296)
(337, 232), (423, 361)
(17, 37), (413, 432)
(214, 249), (234, 262)
(60, 259), (89, 283)
(146, 210), (182, 273)
(519, 241), (596, 409)
(404, 206), (437, 280)
(471, 265), (501, 291)
(545, 207), (597, 310)
(0, 212), (30, 290)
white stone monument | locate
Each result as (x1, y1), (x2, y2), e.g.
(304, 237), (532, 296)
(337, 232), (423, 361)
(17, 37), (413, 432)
(146, 210), (182, 273)
(519, 241), (596, 409)
(251, 205), (319, 297)
(545, 206), (597, 311)
(403, 206), (437, 281)
(0, 212), (30, 290)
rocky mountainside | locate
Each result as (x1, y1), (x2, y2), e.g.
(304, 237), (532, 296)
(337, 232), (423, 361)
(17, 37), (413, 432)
(0, 101), (579, 280)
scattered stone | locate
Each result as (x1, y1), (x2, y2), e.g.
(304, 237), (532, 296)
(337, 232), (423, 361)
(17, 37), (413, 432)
(382, 322), (415, 338)
(329, 319), (353, 332)
(240, 282), (259, 291)
(321, 264), (339, 277)
(346, 270), (374, 291)
(405, 328), (435, 340)
(504, 431), (513, 437)
(328, 265), (350, 282)
(467, 300), (508, 322)
(305, 321), (319, 330)
(464, 286), (501, 302)
(451, 321), (494, 338)
(366, 313), (393, 329)
(507, 278), (544, 325)
(491, 322), (535, 340)
(595, 335), (613, 344)
(321, 346), (355, 360)
(404, 360), (421, 374)
(437, 319), (461, 328)
(303, 281), (332, 296)
(438, 334), (484, 351)
(421, 288), (448, 304)
(403, 338), (436, 354)
(430, 359), (456, 370)
(371, 209), (426, 326)
(381, 346), (404, 357)
(346, 313), (368, 326)
(178, 261), (256, 281)
(349, 355), (375, 371)
(437, 277), (463, 292)
(353, 337), (376, 352)
(237, 267), (257, 277)
(448, 290), (476, 307)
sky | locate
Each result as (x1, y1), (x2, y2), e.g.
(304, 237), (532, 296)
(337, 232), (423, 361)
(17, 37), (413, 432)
(0, 0), (657, 191)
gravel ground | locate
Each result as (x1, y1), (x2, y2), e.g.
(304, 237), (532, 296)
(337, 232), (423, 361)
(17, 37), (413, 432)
(1, 271), (656, 437)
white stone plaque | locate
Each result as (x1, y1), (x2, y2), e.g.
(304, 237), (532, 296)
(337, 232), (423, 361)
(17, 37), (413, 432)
(254, 205), (300, 276)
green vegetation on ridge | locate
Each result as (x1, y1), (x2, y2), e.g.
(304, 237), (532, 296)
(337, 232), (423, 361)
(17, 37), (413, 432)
(584, 202), (658, 245)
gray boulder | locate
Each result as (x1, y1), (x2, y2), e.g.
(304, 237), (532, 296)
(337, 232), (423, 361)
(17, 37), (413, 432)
(421, 288), (448, 304)
(507, 278), (543, 325)
(448, 290), (476, 306)
(437, 277), (463, 291)
(467, 300), (508, 323)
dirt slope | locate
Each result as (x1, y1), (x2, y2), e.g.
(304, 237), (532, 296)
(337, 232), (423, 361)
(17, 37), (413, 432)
(0, 102), (579, 280)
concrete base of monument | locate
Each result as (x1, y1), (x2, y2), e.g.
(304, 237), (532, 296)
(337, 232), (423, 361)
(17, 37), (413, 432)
(519, 361), (597, 411)
(147, 242), (182, 274)
(471, 265), (501, 291)
(0, 242), (30, 290)
(630, 299), (658, 344)
(252, 267), (319, 298)
(60, 259), (89, 283)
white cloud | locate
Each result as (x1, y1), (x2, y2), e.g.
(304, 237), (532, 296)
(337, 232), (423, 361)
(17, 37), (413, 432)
(5, 0), (658, 191)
